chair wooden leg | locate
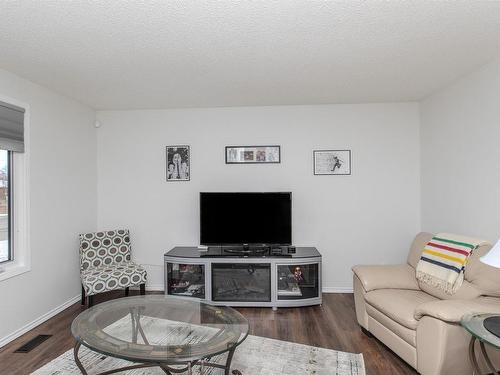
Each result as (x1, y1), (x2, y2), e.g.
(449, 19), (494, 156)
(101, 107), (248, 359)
(81, 285), (86, 305)
(125, 287), (130, 297)
(88, 295), (94, 307)
(140, 283), (146, 295)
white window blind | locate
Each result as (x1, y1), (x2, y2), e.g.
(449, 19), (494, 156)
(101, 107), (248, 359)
(0, 101), (24, 152)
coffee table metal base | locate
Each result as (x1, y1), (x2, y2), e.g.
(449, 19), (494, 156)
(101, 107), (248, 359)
(468, 336), (499, 375)
(73, 342), (242, 375)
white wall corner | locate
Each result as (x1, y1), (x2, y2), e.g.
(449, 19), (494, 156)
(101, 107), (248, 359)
(0, 294), (80, 349)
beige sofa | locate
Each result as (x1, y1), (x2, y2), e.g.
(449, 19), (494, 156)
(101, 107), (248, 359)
(353, 232), (500, 375)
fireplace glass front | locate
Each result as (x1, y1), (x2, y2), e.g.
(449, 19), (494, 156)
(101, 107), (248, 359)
(166, 263), (205, 299)
(212, 263), (271, 302)
(277, 263), (319, 300)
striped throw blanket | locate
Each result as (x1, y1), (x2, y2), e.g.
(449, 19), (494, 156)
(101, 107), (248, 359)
(416, 233), (488, 294)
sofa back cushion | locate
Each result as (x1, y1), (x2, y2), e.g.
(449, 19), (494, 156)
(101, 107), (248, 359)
(407, 232), (500, 299)
(418, 278), (483, 300)
(407, 232), (434, 268)
(79, 229), (132, 270)
(464, 243), (500, 298)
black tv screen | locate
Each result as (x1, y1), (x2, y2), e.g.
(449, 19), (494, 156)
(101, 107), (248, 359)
(200, 192), (292, 245)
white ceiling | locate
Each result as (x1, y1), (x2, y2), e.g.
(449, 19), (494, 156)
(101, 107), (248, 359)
(1, 1), (500, 110)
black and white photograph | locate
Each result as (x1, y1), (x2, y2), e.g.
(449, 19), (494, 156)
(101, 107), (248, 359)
(225, 146), (281, 164)
(243, 150), (255, 161)
(166, 145), (190, 181)
(313, 150), (351, 175)
(256, 149), (266, 162)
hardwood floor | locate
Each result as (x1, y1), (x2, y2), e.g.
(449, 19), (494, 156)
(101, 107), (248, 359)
(0, 291), (416, 375)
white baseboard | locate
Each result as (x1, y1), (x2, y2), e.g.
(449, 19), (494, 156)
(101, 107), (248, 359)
(0, 294), (80, 349)
(322, 286), (354, 293)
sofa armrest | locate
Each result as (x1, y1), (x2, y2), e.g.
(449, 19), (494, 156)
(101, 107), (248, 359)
(351, 264), (419, 292)
(415, 297), (500, 324)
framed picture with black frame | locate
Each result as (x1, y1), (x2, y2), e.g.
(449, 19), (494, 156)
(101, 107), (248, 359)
(166, 145), (190, 181)
(313, 149), (351, 175)
(225, 145), (281, 164)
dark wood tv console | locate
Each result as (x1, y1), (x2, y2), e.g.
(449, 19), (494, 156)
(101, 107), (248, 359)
(164, 247), (322, 309)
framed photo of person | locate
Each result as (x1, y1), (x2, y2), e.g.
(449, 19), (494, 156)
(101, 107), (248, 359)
(166, 145), (190, 181)
(313, 150), (351, 175)
(225, 145), (281, 164)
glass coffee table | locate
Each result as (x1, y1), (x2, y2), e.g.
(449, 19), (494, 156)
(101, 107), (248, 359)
(71, 295), (249, 374)
(461, 313), (500, 374)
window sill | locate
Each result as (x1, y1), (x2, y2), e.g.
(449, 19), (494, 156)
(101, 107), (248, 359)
(0, 262), (30, 282)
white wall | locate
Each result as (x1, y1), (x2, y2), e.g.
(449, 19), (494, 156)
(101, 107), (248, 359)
(0, 68), (97, 342)
(97, 103), (420, 291)
(0, 44), (497, 347)
(421, 58), (500, 241)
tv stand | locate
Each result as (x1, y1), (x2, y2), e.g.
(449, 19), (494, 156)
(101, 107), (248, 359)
(164, 246), (321, 309)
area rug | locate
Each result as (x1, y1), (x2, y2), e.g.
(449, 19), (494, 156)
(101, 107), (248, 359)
(32, 315), (365, 375)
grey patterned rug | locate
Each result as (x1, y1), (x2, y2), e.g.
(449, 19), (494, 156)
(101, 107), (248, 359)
(32, 315), (365, 375)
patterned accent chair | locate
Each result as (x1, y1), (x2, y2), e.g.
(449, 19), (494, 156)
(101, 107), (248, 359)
(79, 229), (147, 307)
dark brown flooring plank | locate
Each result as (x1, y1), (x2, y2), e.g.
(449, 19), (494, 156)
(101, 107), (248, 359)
(0, 291), (416, 375)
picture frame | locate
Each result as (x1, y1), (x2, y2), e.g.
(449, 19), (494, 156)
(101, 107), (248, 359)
(313, 150), (351, 175)
(166, 145), (190, 181)
(225, 145), (281, 164)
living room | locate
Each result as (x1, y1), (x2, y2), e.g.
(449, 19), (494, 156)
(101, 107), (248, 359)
(1, 2), (500, 375)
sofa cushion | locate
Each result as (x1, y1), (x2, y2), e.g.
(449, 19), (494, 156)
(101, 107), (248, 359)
(414, 297), (500, 323)
(416, 241), (499, 300)
(418, 279), (482, 300)
(366, 303), (417, 347)
(464, 243), (500, 298)
(79, 229), (132, 271)
(352, 264), (419, 292)
(408, 232), (496, 299)
(365, 289), (438, 330)
(81, 262), (147, 296)
(407, 232), (434, 268)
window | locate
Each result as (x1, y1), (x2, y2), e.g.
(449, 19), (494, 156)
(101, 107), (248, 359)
(0, 149), (11, 263)
(0, 98), (28, 281)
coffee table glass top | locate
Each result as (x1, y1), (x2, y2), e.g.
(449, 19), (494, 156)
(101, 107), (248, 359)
(71, 296), (249, 363)
(461, 313), (500, 349)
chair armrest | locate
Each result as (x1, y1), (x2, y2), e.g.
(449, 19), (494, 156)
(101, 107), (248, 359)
(352, 264), (419, 292)
(414, 297), (500, 324)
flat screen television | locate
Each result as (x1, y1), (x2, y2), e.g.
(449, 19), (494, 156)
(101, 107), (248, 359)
(200, 192), (292, 245)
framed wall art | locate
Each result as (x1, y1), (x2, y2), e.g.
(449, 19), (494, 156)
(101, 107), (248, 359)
(313, 150), (351, 175)
(225, 145), (281, 164)
(166, 145), (190, 181)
